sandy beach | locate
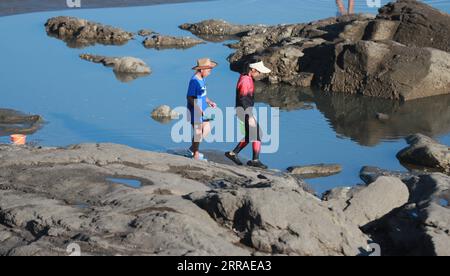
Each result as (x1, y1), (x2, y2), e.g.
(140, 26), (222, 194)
(0, 0), (209, 16)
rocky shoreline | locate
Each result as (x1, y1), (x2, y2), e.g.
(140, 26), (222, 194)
(0, 133), (448, 256)
(181, 0), (450, 101)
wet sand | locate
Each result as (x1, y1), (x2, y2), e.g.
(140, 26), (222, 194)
(0, 0), (210, 17)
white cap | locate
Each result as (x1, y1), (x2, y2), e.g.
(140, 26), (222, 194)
(249, 61), (271, 74)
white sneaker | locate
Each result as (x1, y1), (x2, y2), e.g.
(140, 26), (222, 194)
(187, 149), (204, 159)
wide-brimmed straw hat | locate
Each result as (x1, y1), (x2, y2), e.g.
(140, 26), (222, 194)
(192, 58), (218, 70)
(249, 61), (271, 74)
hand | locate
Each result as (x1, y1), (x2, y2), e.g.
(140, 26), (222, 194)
(208, 101), (217, 109)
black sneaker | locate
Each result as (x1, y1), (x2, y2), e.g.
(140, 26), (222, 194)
(247, 160), (268, 169)
(225, 152), (243, 166)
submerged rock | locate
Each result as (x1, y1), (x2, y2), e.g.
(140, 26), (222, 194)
(45, 16), (134, 48)
(0, 109), (43, 137)
(79, 54), (151, 83)
(287, 164), (342, 178)
(137, 29), (154, 37)
(397, 134), (450, 174)
(143, 34), (205, 50)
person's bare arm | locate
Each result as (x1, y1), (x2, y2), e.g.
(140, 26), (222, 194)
(206, 98), (217, 108)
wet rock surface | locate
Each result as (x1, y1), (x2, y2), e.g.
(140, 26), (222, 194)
(143, 34), (205, 50)
(183, 1), (450, 100)
(0, 109), (43, 137)
(79, 54), (151, 83)
(45, 16), (134, 48)
(0, 143), (412, 256)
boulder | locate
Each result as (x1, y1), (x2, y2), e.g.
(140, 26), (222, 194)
(397, 134), (450, 174)
(143, 34), (205, 50)
(0, 143), (309, 256)
(180, 19), (265, 38)
(327, 40), (450, 101)
(359, 166), (450, 256)
(151, 105), (180, 123)
(79, 54), (151, 83)
(338, 176), (409, 227)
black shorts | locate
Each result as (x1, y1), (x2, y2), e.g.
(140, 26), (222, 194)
(236, 108), (262, 142)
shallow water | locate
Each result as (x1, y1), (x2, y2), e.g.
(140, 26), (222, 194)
(0, 0), (449, 194)
(106, 177), (142, 188)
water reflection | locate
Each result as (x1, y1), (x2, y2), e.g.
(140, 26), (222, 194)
(254, 83), (450, 146)
(46, 32), (129, 49)
(114, 71), (149, 83)
(0, 109), (43, 137)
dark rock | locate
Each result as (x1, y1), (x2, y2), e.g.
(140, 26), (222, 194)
(325, 176), (409, 227)
(326, 40), (450, 101)
(359, 166), (450, 256)
(377, 0), (450, 52)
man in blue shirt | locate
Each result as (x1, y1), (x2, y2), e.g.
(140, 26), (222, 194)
(187, 58), (218, 160)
